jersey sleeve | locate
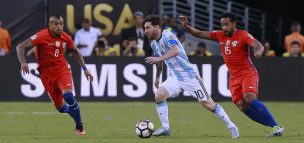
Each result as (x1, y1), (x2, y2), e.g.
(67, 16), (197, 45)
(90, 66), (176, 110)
(164, 31), (178, 48)
(29, 31), (43, 45)
(209, 30), (220, 41)
(243, 31), (256, 45)
(66, 34), (75, 49)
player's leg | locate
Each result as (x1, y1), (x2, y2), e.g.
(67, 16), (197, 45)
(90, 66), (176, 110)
(40, 75), (71, 115)
(153, 77), (181, 136)
(242, 74), (284, 137)
(231, 81), (267, 126)
(61, 89), (85, 136)
(185, 76), (239, 138)
(57, 68), (85, 136)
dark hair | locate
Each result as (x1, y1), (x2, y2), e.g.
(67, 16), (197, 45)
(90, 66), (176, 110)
(291, 21), (300, 27)
(144, 15), (161, 26)
(82, 18), (90, 24)
(221, 12), (237, 22)
(49, 13), (62, 22)
(290, 41), (300, 46)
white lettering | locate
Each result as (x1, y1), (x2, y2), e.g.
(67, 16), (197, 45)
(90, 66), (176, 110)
(218, 64), (231, 97)
(123, 64), (147, 98)
(81, 64), (117, 97)
(21, 63), (44, 98)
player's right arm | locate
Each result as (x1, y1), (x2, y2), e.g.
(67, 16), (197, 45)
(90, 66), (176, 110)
(179, 16), (211, 40)
(16, 39), (34, 75)
(154, 61), (163, 89)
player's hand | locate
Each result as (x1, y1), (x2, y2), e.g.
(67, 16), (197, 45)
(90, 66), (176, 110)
(84, 70), (94, 82)
(21, 63), (29, 75)
(179, 16), (189, 27)
(145, 57), (161, 64)
(254, 50), (263, 59)
(154, 77), (160, 89)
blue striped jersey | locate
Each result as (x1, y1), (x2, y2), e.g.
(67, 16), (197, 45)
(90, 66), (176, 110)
(151, 30), (197, 81)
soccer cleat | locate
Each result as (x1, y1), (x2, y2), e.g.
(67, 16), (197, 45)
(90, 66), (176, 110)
(75, 129), (86, 136)
(267, 126), (284, 138)
(229, 126), (240, 139)
(152, 127), (170, 136)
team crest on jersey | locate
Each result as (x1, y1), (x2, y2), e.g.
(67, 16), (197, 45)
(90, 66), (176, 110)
(30, 35), (37, 40)
(232, 41), (237, 47)
(55, 41), (60, 48)
(62, 42), (66, 49)
(169, 35), (174, 40)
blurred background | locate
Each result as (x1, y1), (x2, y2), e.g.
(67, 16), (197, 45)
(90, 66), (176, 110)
(0, 0), (303, 102)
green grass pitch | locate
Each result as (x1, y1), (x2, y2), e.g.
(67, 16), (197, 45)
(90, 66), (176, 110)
(0, 102), (303, 143)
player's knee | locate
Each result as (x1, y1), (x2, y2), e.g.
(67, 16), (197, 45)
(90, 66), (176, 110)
(155, 88), (168, 103)
(237, 100), (249, 111)
(243, 92), (257, 103)
(63, 92), (75, 105)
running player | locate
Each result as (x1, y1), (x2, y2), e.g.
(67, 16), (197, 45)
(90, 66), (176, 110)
(179, 12), (284, 137)
(144, 15), (239, 138)
(16, 14), (93, 136)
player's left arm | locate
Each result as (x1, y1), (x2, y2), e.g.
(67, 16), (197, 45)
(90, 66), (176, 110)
(145, 45), (179, 64)
(250, 40), (264, 59)
(70, 46), (94, 81)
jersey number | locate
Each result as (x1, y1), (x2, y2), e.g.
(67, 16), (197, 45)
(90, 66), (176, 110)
(224, 45), (231, 55)
(194, 90), (205, 99)
(54, 49), (59, 57)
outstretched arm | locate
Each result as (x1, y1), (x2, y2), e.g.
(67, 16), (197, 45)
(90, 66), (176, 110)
(16, 39), (34, 75)
(145, 45), (179, 64)
(70, 47), (94, 81)
(250, 40), (264, 59)
(179, 16), (211, 40)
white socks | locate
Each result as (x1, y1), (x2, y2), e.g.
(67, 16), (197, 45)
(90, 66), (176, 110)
(156, 101), (170, 130)
(213, 103), (236, 129)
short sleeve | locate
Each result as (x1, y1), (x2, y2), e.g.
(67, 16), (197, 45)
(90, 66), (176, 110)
(29, 31), (43, 45)
(164, 31), (178, 48)
(210, 30), (220, 41)
(243, 31), (256, 45)
(65, 34), (75, 49)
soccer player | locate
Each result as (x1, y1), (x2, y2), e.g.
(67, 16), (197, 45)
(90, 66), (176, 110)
(16, 14), (93, 136)
(144, 15), (239, 138)
(179, 13), (284, 137)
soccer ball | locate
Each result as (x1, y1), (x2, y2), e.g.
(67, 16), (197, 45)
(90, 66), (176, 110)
(135, 119), (154, 138)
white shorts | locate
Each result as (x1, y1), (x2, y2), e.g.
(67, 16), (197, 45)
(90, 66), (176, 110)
(160, 76), (210, 102)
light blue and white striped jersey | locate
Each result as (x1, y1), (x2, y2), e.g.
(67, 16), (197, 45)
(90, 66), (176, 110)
(151, 30), (197, 81)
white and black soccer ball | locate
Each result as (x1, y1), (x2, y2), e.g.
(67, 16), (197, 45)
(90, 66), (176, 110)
(135, 119), (154, 138)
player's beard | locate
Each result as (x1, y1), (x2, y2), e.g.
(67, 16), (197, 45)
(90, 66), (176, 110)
(55, 30), (62, 37)
(147, 32), (155, 41)
(224, 31), (232, 37)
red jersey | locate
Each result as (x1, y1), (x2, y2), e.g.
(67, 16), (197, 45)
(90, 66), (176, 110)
(210, 29), (257, 78)
(30, 28), (74, 70)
